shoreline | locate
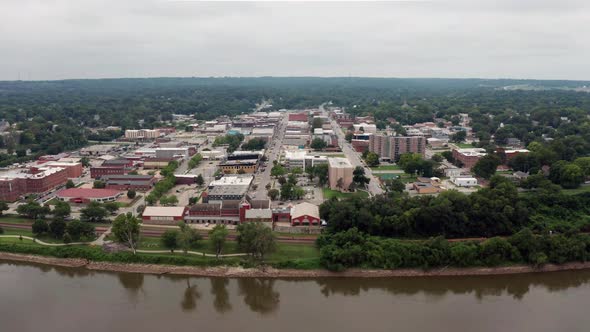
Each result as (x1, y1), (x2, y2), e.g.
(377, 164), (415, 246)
(3, 252), (590, 278)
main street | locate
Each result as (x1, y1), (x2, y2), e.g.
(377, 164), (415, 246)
(320, 104), (385, 196)
(251, 113), (289, 199)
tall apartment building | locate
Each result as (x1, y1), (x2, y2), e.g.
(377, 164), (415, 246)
(368, 135), (425, 161)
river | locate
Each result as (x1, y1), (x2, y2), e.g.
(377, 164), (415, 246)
(2, 260), (590, 332)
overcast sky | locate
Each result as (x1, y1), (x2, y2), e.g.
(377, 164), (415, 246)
(1, 0), (589, 81)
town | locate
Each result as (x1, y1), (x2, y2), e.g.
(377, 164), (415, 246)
(0, 101), (537, 238)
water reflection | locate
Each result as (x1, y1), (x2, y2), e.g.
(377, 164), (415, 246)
(181, 279), (201, 312)
(315, 271), (590, 300)
(238, 278), (280, 314)
(211, 278), (232, 314)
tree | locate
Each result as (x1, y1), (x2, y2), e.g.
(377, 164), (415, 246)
(65, 180), (75, 189)
(0, 201), (8, 216)
(195, 174), (205, 186)
(473, 154), (501, 179)
(241, 138), (267, 150)
(49, 218), (66, 239)
(310, 138), (327, 151)
(385, 179), (405, 193)
(80, 157), (90, 167)
(112, 213), (141, 254)
(365, 152), (380, 167)
(81, 201), (109, 222)
(353, 166), (370, 186)
(62, 232), (72, 244)
(16, 201), (50, 219)
(441, 151), (454, 163)
(271, 164), (286, 177)
(559, 164), (584, 189)
(267, 188), (279, 201)
(52, 201), (71, 218)
(280, 183), (293, 200)
(345, 132), (353, 142)
(32, 219), (49, 236)
(293, 186), (306, 199)
(209, 224), (229, 258)
(312, 117), (323, 129)
(177, 222), (202, 254)
(160, 195), (178, 206)
(93, 180), (106, 189)
(277, 176), (287, 185)
(236, 222), (276, 261)
(314, 164), (329, 186)
(0, 226), (3, 234)
(431, 154), (443, 163)
(65, 220), (95, 241)
(451, 130), (467, 143)
(127, 189), (136, 199)
(145, 194), (157, 206)
(161, 229), (179, 253)
(336, 178), (344, 191)
(103, 202), (120, 215)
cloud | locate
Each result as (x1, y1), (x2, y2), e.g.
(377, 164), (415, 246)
(0, 0), (588, 80)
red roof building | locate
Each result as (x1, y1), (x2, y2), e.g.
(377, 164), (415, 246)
(288, 113), (308, 122)
(56, 188), (123, 204)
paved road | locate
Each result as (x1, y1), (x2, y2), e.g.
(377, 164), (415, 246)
(320, 104), (384, 196)
(252, 113), (289, 199)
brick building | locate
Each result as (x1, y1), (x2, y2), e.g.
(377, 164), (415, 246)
(0, 167), (69, 202)
(101, 175), (155, 191)
(452, 148), (487, 169)
(368, 135), (426, 161)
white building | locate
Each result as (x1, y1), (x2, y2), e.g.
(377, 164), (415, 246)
(451, 177), (478, 187)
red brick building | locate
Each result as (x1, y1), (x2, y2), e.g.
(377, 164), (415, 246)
(290, 202), (320, 226)
(0, 167), (69, 202)
(452, 148), (487, 169)
(288, 113), (308, 122)
(102, 175), (155, 191)
(90, 166), (128, 179)
(56, 188), (123, 204)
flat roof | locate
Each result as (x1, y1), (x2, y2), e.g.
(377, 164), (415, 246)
(57, 188), (122, 198)
(208, 185), (249, 196)
(328, 157), (353, 168)
(209, 175), (253, 187)
(143, 206), (186, 217)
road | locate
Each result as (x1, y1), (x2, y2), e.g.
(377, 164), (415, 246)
(251, 113), (289, 199)
(320, 104), (384, 196)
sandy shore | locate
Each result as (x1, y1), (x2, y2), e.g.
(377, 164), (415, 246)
(3, 252), (590, 278)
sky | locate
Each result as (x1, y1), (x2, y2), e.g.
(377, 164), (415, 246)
(1, 0), (589, 81)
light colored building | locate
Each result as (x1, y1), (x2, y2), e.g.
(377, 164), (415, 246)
(353, 123), (377, 134)
(201, 150), (225, 160)
(328, 157), (353, 191)
(142, 206), (187, 225)
(451, 176), (478, 187)
(80, 144), (118, 156)
(124, 129), (160, 140)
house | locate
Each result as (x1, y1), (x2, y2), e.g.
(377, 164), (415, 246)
(290, 202), (320, 226)
(142, 206), (187, 225)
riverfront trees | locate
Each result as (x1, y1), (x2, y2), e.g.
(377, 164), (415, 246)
(236, 222), (276, 261)
(161, 230), (179, 253)
(209, 225), (229, 258)
(112, 213), (141, 254)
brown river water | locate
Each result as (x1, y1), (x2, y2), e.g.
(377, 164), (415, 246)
(2, 260), (590, 332)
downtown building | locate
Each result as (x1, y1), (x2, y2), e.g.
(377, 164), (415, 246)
(368, 135), (426, 161)
(0, 166), (69, 202)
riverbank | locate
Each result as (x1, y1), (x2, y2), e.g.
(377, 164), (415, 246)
(4, 251), (590, 278)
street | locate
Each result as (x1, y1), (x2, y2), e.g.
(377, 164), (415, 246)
(320, 104), (384, 196)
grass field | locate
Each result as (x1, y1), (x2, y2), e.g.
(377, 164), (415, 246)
(0, 216), (35, 224)
(561, 185), (590, 195)
(322, 188), (369, 199)
(455, 142), (475, 148)
(371, 164), (402, 171)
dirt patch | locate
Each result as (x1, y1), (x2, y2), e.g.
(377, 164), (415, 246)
(3, 252), (590, 278)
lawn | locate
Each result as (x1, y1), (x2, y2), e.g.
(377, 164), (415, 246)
(322, 188), (369, 199)
(455, 142), (475, 148)
(0, 228), (69, 244)
(138, 235), (319, 262)
(0, 215), (35, 225)
(561, 185), (590, 195)
(371, 164), (402, 171)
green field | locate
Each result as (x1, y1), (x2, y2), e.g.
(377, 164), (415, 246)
(561, 185), (590, 195)
(455, 142), (474, 148)
(0, 216), (35, 224)
(322, 188), (369, 199)
(371, 165), (402, 171)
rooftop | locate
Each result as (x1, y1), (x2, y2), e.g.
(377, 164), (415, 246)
(142, 206), (186, 217)
(209, 175), (253, 187)
(328, 157), (353, 168)
(291, 202), (320, 219)
(57, 188), (122, 198)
